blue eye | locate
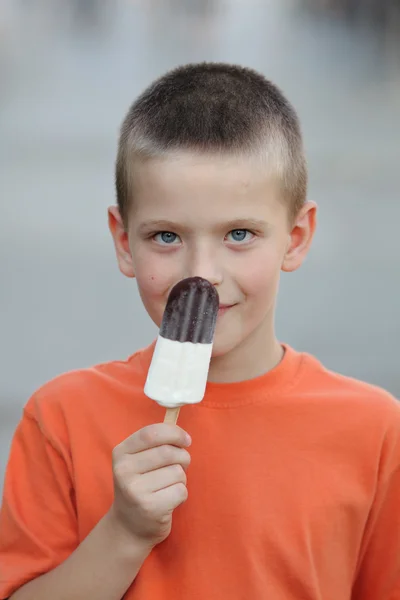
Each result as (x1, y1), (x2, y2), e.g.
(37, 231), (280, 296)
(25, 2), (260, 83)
(154, 231), (180, 244)
(227, 229), (251, 243)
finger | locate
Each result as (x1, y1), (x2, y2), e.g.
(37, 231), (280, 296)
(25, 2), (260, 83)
(134, 445), (191, 475)
(140, 464), (187, 494)
(115, 424), (191, 457)
(152, 483), (188, 513)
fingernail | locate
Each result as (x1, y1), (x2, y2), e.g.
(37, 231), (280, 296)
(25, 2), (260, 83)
(185, 433), (192, 446)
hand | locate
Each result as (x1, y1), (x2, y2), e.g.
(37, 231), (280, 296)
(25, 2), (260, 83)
(109, 423), (192, 548)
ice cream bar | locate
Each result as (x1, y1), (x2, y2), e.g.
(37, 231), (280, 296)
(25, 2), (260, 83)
(144, 277), (219, 420)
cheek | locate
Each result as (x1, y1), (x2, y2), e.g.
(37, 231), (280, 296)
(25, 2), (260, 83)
(135, 262), (170, 299)
(132, 248), (180, 309)
(134, 265), (168, 328)
(237, 251), (282, 299)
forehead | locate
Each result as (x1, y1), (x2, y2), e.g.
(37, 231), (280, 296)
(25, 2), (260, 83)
(129, 151), (284, 222)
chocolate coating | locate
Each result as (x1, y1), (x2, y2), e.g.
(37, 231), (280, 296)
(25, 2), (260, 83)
(160, 277), (219, 343)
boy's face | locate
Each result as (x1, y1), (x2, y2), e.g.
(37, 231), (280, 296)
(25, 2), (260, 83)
(109, 152), (316, 361)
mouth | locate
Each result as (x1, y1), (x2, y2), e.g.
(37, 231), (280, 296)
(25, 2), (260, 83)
(218, 304), (235, 316)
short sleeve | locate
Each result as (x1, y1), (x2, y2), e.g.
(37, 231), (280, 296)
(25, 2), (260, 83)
(0, 407), (78, 599)
(352, 404), (400, 600)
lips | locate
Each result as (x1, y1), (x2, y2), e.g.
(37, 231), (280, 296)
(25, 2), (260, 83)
(218, 304), (235, 315)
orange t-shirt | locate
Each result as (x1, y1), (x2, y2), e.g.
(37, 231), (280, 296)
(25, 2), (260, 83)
(1, 343), (400, 600)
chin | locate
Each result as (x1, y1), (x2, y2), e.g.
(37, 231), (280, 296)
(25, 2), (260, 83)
(210, 335), (242, 359)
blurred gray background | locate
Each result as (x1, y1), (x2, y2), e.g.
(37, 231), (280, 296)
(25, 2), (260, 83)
(1, 0), (399, 492)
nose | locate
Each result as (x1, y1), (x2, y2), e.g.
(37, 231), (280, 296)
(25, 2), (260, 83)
(185, 246), (223, 287)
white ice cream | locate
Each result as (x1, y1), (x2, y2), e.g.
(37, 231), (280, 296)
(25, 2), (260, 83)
(144, 336), (213, 408)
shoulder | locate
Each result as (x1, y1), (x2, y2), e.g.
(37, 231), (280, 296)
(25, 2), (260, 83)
(24, 345), (150, 428)
(295, 347), (400, 422)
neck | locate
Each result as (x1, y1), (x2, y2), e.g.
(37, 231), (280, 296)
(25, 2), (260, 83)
(207, 320), (284, 384)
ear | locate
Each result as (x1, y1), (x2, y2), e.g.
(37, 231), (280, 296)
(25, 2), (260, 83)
(282, 201), (317, 272)
(108, 206), (135, 278)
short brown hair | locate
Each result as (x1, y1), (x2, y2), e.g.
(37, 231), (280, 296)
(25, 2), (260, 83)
(115, 62), (307, 226)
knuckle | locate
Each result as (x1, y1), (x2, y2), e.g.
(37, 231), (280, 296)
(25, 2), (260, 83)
(176, 483), (188, 502)
(157, 513), (171, 528)
(113, 459), (129, 481)
(160, 445), (174, 462)
(172, 464), (186, 485)
(174, 463), (185, 477)
(140, 426), (157, 447)
(112, 444), (122, 463)
(113, 457), (138, 486)
(181, 449), (191, 466)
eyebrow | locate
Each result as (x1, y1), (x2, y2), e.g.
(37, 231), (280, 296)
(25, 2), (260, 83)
(137, 218), (270, 235)
(220, 219), (270, 231)
(137, 220), (184, 235)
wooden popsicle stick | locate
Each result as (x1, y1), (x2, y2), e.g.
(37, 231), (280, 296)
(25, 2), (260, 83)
(164, 407), (180, 424)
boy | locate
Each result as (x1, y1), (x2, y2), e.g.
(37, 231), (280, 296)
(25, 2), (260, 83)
(0, 62), (399, 600)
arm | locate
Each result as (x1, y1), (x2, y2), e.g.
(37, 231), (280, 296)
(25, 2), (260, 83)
(352, 405), (400, 599)
(1, 408), (191, 600)
(10, 511), (151, 600)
